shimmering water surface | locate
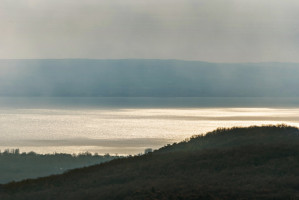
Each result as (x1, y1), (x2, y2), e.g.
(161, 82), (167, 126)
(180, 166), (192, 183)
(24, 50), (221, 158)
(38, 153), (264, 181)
(0, 97), (299, 155)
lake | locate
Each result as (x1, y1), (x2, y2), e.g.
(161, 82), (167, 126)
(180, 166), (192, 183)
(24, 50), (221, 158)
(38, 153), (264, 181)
(0, 97), (299, 155)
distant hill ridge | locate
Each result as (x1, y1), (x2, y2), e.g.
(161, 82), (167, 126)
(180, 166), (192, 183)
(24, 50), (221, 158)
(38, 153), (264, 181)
(1, 59), (299, 97)
(1, 125), (299, 199)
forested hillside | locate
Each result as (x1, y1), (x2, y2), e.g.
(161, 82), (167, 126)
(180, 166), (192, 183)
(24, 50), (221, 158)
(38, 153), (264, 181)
(1, 125), (298, 200)
(0, 151), (118, 184)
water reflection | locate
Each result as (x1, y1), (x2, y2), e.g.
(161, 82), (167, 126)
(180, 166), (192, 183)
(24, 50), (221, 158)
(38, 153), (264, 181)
(1, 107), (299, 155)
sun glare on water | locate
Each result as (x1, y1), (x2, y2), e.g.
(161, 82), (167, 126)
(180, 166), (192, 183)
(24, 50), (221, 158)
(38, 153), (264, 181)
(0, 107), (298, 155)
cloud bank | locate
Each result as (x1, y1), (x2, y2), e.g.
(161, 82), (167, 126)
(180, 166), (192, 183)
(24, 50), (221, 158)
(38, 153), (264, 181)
(1, 0), (299, 62)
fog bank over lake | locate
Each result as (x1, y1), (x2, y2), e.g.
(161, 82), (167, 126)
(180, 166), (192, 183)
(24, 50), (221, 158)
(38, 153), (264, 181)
(0, 97), (298, 155)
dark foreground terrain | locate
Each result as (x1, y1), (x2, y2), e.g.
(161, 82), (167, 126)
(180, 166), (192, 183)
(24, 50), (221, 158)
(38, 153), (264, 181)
(1, 125), (299, 200)
(0, 151), (118, 184)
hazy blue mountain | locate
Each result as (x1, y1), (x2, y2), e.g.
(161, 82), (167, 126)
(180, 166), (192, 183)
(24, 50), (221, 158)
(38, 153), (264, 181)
(1, 59), (299, 97)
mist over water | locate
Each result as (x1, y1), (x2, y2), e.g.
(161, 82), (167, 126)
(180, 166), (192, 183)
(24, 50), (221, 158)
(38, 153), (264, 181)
(1, 97), (299, 109)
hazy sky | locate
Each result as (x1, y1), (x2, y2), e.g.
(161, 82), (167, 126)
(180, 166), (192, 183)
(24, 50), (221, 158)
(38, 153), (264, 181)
(1, 0), (299, 62)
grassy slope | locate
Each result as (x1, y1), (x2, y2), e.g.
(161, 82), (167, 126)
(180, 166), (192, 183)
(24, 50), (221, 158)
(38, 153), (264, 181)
(1, 125), (299, 200)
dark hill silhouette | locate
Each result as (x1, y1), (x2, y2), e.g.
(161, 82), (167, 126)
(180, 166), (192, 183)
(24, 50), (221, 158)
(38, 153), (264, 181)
(1, 59), (299, 97)
(1, 125), (299, 199)
(0, 151), (119, 184)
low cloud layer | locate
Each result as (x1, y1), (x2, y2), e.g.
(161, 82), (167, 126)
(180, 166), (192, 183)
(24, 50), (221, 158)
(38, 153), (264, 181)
(1, 0), (299, 62)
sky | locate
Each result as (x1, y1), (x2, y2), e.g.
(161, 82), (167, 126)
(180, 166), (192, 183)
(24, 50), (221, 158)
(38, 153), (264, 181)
(1, 0), (299, 62)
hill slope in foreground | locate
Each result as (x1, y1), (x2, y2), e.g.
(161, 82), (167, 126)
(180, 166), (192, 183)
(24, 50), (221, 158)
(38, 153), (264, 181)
(1, 125), (299, 200)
